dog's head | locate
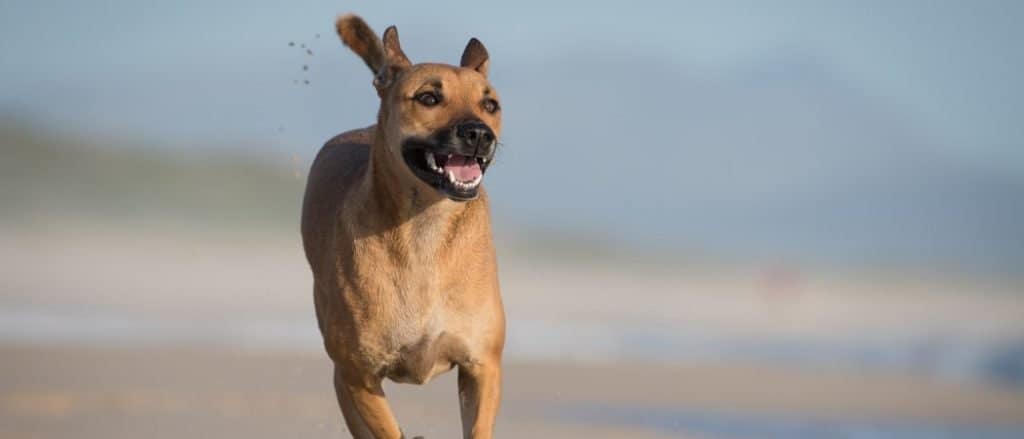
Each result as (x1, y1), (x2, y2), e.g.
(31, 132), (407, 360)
(337, 15), (501, 202)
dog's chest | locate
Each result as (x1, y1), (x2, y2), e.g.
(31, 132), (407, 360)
(384, 326), (466, 385)
(339, 211), (491, 383)
(370, 277), (470, 384)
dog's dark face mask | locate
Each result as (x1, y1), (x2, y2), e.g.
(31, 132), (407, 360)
(400, 117), (497, 201)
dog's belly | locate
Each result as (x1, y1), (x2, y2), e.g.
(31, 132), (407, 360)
(384, 331), (465, 385)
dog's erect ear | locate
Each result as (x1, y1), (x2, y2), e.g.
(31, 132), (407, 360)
(371, 26), (412, 94)
(460, 38), (489, 77)
(336, 14), (386, 74)
(381, 26), (411, 70)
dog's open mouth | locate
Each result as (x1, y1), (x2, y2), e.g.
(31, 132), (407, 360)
(402, 140), (492, 201)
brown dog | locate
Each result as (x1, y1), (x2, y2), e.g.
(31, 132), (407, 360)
(301, 14), (505, 439)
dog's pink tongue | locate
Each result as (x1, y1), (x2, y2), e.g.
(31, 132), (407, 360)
(444, 155), (482, 181)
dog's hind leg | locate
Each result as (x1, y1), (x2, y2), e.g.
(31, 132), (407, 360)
(334, 364), (404, 439)
(457, 360), (502, 439)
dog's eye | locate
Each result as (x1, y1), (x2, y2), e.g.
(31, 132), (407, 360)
(414, 92), (441, 107)
(482, 98), (500, 114)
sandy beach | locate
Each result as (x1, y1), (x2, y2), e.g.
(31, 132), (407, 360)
(4, 342), (1024, 439)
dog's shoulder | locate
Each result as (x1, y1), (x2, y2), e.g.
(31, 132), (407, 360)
(301, 126), (375, 251)
(319, 126), (374, 164)
(325, 126), (375, 151)
(308, 126), (374, 184)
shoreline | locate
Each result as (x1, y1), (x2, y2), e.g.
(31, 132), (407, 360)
(2, 302), (1022, 389)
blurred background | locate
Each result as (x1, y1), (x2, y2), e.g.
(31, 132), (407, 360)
(2, 1), (1023, 438)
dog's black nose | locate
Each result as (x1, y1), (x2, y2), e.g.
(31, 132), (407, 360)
(455, 121), (495, 155)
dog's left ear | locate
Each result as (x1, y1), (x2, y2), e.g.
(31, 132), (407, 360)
(460, 38), (489, 77)
(372, 25), (412, 95)
(381, 25), (412, 70)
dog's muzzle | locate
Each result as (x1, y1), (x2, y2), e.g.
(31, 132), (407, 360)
(455, 121), (496, 158)
(401, 120), (497, 201)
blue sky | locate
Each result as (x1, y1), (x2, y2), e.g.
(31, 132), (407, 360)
(2, 0), (1020, 171)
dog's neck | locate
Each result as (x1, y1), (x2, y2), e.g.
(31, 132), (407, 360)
(349, 129), (484, 261)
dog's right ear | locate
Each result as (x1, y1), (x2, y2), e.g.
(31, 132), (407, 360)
(336, 14), (411, 97)
(336, 15), (386, 74)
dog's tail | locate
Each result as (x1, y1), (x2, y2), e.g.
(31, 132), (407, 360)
(336, 14), (386, 74)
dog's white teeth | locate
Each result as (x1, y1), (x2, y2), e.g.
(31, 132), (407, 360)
(425, 151), (444, 173)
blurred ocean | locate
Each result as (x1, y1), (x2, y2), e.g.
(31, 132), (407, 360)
(2, 1), (1023, 275)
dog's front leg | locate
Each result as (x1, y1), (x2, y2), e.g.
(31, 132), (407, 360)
(457, 360), (502, 439)
(335, 367), (404, 439)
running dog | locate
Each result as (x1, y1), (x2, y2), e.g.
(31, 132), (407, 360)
(301, 14), (505, 439)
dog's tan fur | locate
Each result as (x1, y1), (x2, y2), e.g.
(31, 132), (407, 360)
(301, 14), (504, 439)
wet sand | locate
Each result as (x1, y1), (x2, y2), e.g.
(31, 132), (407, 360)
(3, 343), (1024, 439)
